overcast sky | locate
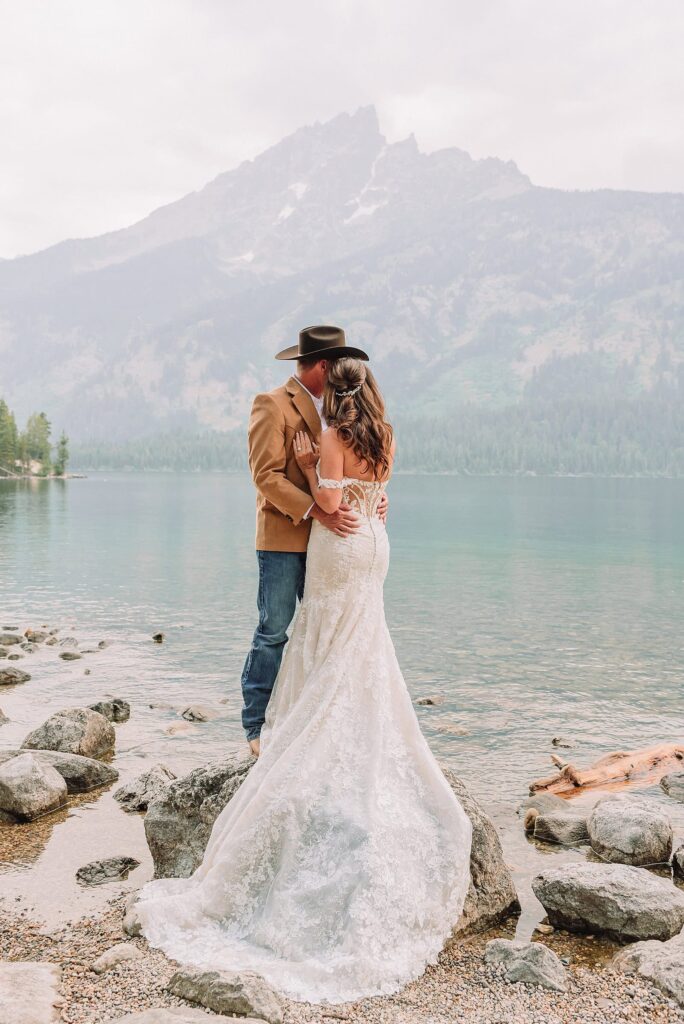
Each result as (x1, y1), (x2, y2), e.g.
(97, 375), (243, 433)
(1, 0), (682, 258)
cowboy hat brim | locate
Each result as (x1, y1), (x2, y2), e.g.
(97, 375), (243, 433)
(275, 344), (369, 361)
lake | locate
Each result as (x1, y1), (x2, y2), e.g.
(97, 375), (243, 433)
(1, 473), (683, 936)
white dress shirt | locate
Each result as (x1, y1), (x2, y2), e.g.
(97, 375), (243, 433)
(294, 374), (327, 519)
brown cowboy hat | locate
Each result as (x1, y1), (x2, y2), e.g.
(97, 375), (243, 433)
(275, 324), (369, 361)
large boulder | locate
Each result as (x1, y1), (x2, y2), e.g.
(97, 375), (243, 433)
(167, 968), (283, 1024)
(144, 755), (519, 936)
(612, 929), (684, 1008)
(661, 772), (684, 803)
(21, 707), (115, 759)
(0, 961), (62, 1024)
(0, 749), (117, 792)
(0, 754), (68, 822)
(114, 764), (176, 812)
(0, 666), (31, 685)
(587, 794), (672, 866)
(532, 862), (684, 941)
(441, 766), (521, 935)
(485, 938), (567, 991)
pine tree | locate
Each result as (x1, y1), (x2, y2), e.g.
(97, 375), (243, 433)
(24, 411), (52, 471)
(0, 399), (18, 470)
(53, 432), (70, 476)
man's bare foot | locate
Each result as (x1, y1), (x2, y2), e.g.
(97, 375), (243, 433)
(248, 737), (260, 757)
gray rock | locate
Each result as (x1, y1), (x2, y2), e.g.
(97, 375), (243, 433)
(76, 856), (140, 886)
(20, 642), (39, 653)
(8, 653), (23, 660)
(0, 666), (31, 685)
(180, 704), (219, 722)
(441, 766), (521, 936)
(588, 793), (672, 866)
(673, 845), (684, 879)
(122, 892), (143, 937)
(59, 650), (82, 661)
(24, 630), (48, 643)
(89, 697), (130, 723)
(110, 1009), (262, 1024)
(533, 811), (590, 846)
(0, 961), (62, 1024)
(90, 942), (143, 974)
(144, 754), (519, 936)
(0, 647), (7, 658)
(58, 637), (79, 649)
(0, 633), (21, 645)
(551, 736), (576, 748)
(22, 707), (115, 759)
(0, 748), (117, 792)
(0, 754), (68, 822)
(485, 938), (567, 991)
(167, 967), (284, 1024)
(97, 639), (110, 649)
(114, 764), (176, 812)
(661, 772), (684, 803)
(415, 694), (445, 705)
(532, 861), (684, 941)
(613, 930), (684, 1008)
(45, 637), (57, 646)
(518, 793), (575, 816)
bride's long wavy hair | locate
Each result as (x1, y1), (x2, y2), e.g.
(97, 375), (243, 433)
(322, 357), (394, 480)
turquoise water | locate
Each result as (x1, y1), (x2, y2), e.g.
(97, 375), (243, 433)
(1, 473), (683, 929)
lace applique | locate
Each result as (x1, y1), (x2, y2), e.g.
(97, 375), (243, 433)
(315, 463), (386, 519)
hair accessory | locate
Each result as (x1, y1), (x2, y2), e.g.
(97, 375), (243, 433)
(335, 384), (362, 397)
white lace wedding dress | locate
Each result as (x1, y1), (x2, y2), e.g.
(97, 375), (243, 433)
(136, 472), (473, 1004)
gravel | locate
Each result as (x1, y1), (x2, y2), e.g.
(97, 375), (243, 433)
(1, 902), (683, 1024)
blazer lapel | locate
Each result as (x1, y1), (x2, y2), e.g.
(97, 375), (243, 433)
(286, 376), (322, 439)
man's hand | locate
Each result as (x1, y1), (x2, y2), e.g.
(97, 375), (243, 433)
(377, 491), (388, 523)
(310, 502), (360, 537)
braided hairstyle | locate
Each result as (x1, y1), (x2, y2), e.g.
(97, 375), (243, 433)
(322, 357), (394, 480)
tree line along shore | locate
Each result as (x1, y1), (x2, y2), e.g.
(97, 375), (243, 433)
(0, 399), (70, 478)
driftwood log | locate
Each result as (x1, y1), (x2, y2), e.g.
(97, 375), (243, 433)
(529, 743), (684, 798)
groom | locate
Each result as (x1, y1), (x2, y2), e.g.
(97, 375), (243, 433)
(241, 324), (387, 755)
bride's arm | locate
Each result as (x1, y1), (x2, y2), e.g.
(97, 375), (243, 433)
(294, 429), (344, 513)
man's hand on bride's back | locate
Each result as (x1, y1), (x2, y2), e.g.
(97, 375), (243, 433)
(310, 502), (360, 537)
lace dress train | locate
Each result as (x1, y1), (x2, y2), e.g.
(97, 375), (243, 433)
(136, 476), (472, 1004)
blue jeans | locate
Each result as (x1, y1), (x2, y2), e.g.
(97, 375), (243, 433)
(241, 550), (307, 740)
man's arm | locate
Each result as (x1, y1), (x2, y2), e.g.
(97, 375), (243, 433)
(248, 394), (313, 526)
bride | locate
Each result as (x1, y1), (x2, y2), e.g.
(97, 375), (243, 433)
(136, 357), (473, 1004)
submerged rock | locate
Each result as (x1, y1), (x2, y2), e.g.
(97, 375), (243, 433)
(485, 938), (567, 991)
(0, 753), (68, 822)
(415, 695), (445, 706)
(0, 666), (31, 685)
(114, 764), (176, 812)
(24, 630), (48, 643)
(22, 707), (115, 759)
(518, 793), (570, 816)
(167, 968), (284, 1024)
(143, 754), (519, 936)
(58, 637), (79, 650)
(613, 930), (684, 1008)
(7, 653), (23, 661)
(0, 749), (118, 792)
(0, 708), (8, 726)
(587, 793), (672, 866)
(673, 846), (684, 879)
(661, 772), (684, 803)
(59, 651), (82, 661)
(20, 642), (39, 654)
(76, 856), (140, 886)
(0, 633), (21, 646)
(89, 697), (130, 723)
(180, 705), (219, 723)
(532, 862), (684, 941)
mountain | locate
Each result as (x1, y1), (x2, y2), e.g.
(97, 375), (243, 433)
(1, 104), (683, 442)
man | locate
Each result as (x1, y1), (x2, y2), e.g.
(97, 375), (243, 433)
(241, 324), (387, 755)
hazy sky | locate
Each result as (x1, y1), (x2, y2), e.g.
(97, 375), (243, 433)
(1, 0), (682, 258)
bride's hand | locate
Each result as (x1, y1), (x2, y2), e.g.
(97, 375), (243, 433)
(294, 431), (319, 470)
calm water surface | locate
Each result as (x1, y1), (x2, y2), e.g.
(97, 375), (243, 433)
(1, 473), (683, 934)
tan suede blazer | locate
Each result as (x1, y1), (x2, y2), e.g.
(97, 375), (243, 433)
(247, 376), (322, 552)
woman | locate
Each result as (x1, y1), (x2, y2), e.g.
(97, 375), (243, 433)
(136, 357), (472, 1004)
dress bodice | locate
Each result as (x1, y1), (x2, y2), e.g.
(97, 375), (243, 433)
(315, 465), (387, 519)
